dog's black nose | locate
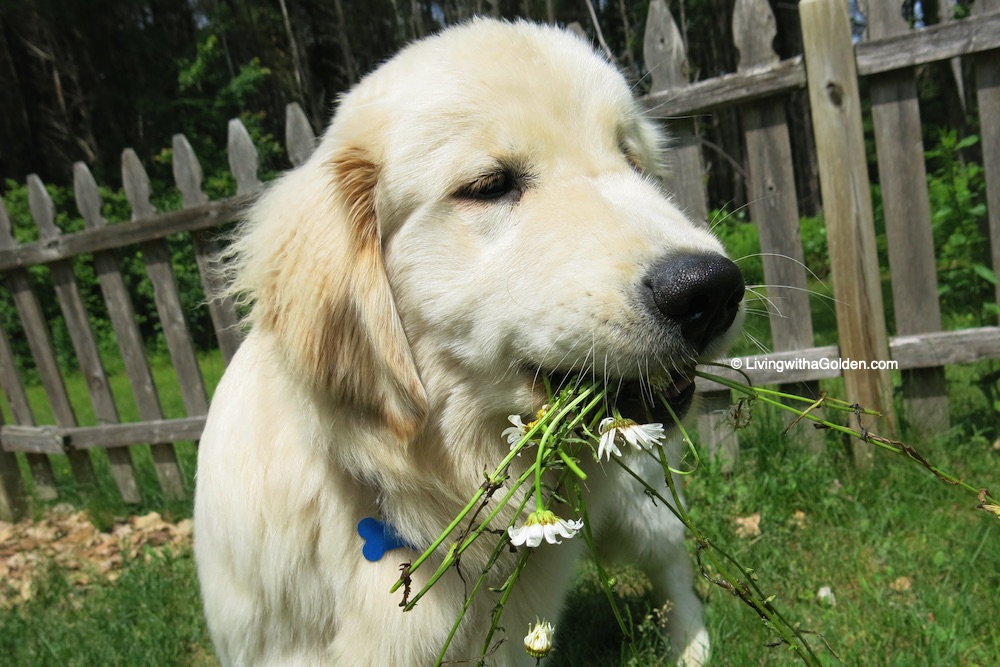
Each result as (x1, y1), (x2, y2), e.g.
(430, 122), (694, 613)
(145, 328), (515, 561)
(645, 253), (744, 352)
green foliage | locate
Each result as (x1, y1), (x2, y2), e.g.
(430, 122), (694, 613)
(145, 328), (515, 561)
(173, 32), (281, 184)
(924, 131), (996, 326)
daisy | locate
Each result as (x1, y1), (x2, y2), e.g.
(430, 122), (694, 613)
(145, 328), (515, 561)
(501, 405), (549, 450)
(523, 618), (555, 659)
(507, 509), (584, 547)
(502, 414), (529, 448)
(597, 417), (666, 460)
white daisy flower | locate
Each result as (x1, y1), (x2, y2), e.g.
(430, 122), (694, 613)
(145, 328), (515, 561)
(502, 414), (529, 448)
(523, 618), (555, 659)
(507, 509), (584, 547)
(597, 417), (666, 460)
(501, 405), (549, 451)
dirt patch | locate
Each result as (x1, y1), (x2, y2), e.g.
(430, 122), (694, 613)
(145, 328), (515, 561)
(0, 504), (192, 607)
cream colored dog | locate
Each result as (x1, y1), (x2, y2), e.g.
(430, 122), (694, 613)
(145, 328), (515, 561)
(195, 18), (743, 667)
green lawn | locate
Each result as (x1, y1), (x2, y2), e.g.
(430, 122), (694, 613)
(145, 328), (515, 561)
(0, 354), (998, 666)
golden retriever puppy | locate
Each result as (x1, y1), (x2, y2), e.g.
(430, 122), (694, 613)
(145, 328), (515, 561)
(194, 18), (743, 667)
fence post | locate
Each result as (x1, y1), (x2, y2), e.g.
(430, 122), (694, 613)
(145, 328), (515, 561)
(801, 0), (897, 466)
(73, 163), (187, 500)
(973, 0), (1000, 321)
(645, 0), (737, 469)
(734, 0), (825, 452)
(28, 174), (141, 502)
(867, 1), (949, 434)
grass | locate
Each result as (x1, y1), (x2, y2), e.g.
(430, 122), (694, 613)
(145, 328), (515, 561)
(0, 549), (213, 666)
(0, 354), (997, 666)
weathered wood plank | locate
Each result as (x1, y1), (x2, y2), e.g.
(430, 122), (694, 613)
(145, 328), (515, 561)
(228, 119), (264, 196)
(735, 0), (823, 453)
(0, 193), (92, 491)
(0, 196), (248, 272)
(973, 1), (1000, 320)
(644, 0), (708, 225)
(855, 10), (1000, 76)
(28, 175), (140, 502)
(1, 416), (206, 453)
(73, 162), (186, 499)
(0, 253), (58, 498)
(638, 12), (1000, 118)
(867, 3), (949, 432)
(696, 326), (1000, 391)
(641, 56), (806, 119)
(0, 324), (33, 426)
(173, 134), (242, 366)
(0, 411), (25, 520)
(645, 0), (735, 466)
(122, 150), (209, 418)
(286, 102), (317, 167)
(801, 0), (896, 465)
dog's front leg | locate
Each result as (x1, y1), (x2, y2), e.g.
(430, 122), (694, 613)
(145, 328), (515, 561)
(593, 454), (710, 667)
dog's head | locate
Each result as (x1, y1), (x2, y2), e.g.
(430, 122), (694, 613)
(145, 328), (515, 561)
(226, 19), (743, 441)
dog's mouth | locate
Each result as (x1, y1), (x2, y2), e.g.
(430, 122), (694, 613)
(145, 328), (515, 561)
(542, 369), (697, 430)
(610, 373), (696, 426)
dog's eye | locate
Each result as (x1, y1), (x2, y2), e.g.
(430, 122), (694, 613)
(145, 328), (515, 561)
(457, 170), (520, 202)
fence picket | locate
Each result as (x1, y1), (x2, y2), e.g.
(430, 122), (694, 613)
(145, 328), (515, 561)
(644, 0), (737, 468)
(973, 0), (1000, 319)
(0, 199), (59, 500)
(801, 0), (897, 465)
(868, 2), (949, 432)
(228, 119), (264, 196)
(122, 149), (209, 420)
(0, 410), (24, 520)
(285, 102), (317, 167)
(28, 175), (140, 502)
(173, 135), (242, 365)
(643, 0), (708, 226)
(734, 0), (824, 451)
(73, 163), (186, 499)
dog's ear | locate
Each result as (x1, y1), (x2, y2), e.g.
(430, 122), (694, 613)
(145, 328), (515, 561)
(236, 145), (427, 440)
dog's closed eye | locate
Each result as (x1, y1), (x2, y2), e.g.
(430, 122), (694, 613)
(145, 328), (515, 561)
(455, 165), (531, 204)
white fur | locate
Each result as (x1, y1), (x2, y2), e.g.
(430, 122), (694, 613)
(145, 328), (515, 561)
(195, 19), (732, 666)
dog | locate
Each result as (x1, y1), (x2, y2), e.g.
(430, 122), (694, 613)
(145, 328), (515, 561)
(194, 18), (743, 667)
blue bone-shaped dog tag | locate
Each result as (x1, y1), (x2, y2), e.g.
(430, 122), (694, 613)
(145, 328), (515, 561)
(357, 517), (410, 562)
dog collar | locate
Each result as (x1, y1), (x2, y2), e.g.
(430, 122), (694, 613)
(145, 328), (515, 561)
(357, 517), (414, 562)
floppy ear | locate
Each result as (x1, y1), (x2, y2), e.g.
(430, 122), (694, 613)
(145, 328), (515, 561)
(233, 144), (427, 440)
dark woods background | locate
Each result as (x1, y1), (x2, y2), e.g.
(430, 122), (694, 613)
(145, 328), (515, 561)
(0, 0), (976, 214)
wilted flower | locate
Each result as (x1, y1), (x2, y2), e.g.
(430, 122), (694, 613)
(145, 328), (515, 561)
(502, 405), (549, 450)
(523, 618), (555, 658)
(597, 417), (666, 460)
(508, 509), (583, 547)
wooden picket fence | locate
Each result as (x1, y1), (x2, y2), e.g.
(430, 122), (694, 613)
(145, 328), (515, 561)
(0, 0), (999, 519)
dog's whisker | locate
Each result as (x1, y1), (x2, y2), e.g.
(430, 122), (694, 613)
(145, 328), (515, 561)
(742, 331), (772, 355)
(735, 252), (832, 291)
